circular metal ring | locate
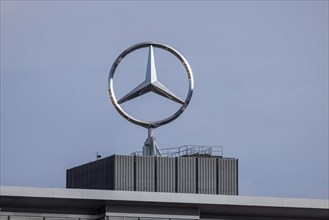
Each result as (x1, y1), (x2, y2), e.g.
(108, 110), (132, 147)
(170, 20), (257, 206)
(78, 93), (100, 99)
(108, 41), (194, 129)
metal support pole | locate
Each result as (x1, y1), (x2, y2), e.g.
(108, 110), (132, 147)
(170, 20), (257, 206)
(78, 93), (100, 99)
(143, 128), (160, 156)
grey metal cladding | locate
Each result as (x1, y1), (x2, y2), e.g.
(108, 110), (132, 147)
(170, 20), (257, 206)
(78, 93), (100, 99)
(66, 155), (238, 195)
(83, 164), (88, 188)
(81, 165), (85, 188)
(114, 155), (134, 191)
(96, 157), (111, 189)
(66, 169), (71, 188)
(230, 158), (238, 195)
(218, 158), (238, 195)
(177, 157), (196, 193)
(218, 158), (225, 195)
(157, 157), (176, 192)
(232, 158), (238, 195)
(198, 158), (217, 194)
(107, 156), (115, 189)
(67, 156), (115, 190)
(136, 156), (155, 191)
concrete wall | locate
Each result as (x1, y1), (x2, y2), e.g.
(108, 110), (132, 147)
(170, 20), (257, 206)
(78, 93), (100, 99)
(1, 186), (328, 219)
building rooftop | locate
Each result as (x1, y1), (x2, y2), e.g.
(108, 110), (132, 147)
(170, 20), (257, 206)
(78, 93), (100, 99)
(1, 186), (328, 219)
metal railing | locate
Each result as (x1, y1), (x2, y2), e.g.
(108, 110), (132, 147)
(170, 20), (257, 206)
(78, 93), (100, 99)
(131, 145), (223, 157)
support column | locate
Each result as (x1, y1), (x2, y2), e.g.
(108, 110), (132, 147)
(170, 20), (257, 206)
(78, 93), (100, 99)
(143, 128), (160, 156)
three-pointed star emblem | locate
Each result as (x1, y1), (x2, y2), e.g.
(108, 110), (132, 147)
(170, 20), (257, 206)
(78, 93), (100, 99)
(117, 46), (185, 105)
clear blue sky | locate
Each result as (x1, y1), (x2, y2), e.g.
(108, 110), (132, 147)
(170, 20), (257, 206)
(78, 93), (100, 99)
(1, 1), (328, 199)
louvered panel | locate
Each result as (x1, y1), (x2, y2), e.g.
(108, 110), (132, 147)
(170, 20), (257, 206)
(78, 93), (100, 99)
(136, 156), (155, 192)
(157, 157), (176, 192)
(198, 158), (217, 194)
(114, 155), (134, 191)
(177, 157), (196, 193)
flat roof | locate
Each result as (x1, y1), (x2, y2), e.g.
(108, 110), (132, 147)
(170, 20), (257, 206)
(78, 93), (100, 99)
(1, 186), (328, 219)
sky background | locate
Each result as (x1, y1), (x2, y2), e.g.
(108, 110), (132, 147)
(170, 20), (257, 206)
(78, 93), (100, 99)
(1, 1), (328, 199)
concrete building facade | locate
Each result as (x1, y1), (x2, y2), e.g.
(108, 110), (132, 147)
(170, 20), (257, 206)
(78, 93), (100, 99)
(0, 186), (328, 220)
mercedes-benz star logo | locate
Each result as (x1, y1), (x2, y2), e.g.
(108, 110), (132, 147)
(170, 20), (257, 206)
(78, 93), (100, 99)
(108, 42), (194, 129)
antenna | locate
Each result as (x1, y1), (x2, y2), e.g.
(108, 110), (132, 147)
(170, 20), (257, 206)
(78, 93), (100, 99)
(96, 152), (101, 160)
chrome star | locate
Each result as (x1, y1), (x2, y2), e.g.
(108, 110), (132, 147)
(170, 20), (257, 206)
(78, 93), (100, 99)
(118, 46), (184, 105)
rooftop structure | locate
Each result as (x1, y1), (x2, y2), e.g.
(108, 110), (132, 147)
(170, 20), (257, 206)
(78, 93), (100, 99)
(66, 149), (238, 195)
